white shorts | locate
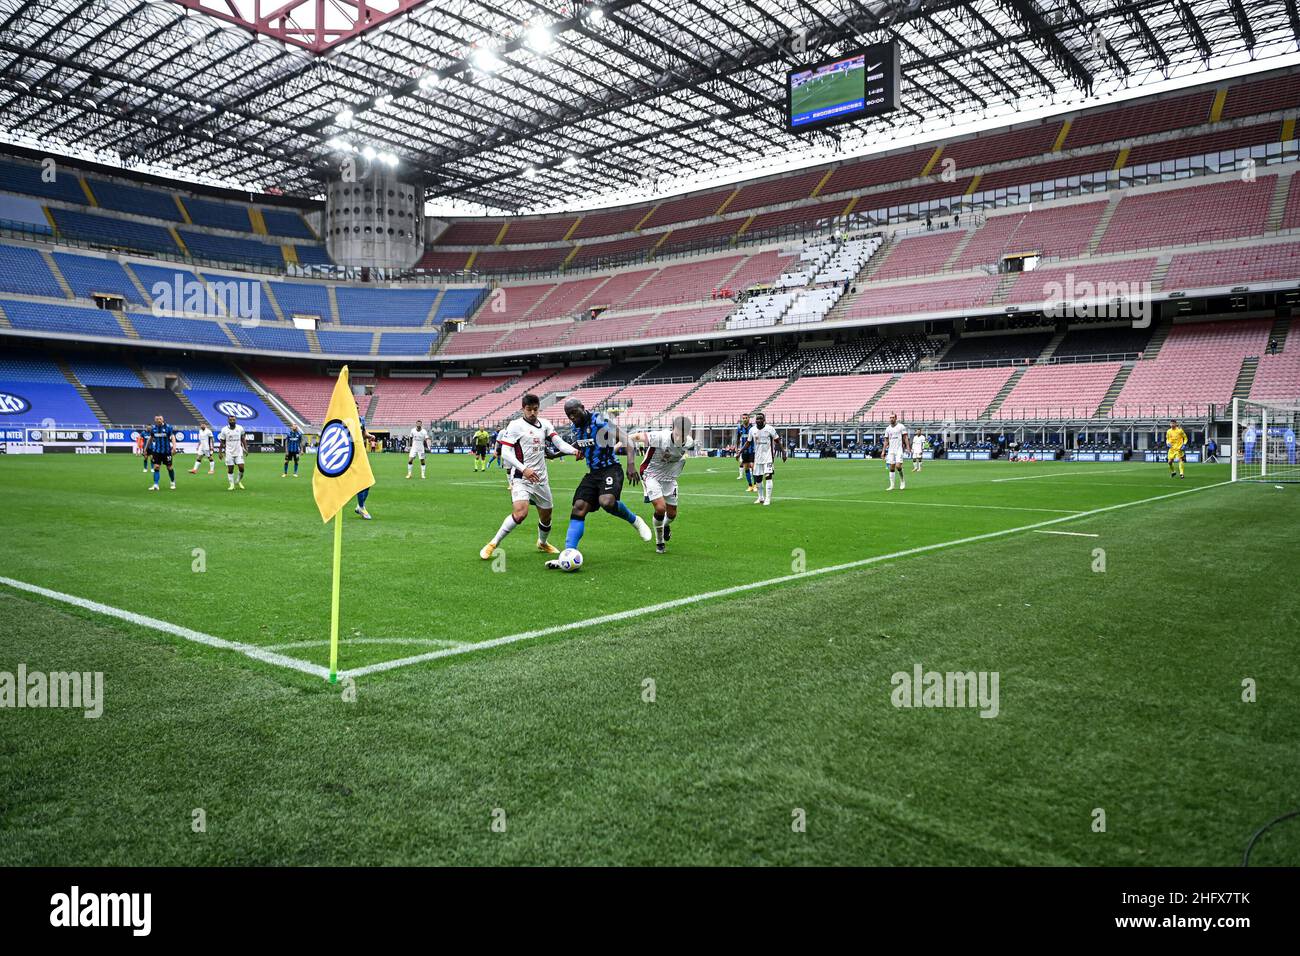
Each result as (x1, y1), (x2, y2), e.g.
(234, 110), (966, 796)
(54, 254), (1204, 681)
(197, 444), (212, 456)
(510, 477), (553, 510)
(642, 474), (678, 505)
(886, 449), (904, 466)
(753, 456), (774, 477)
(408, 448), (425, 461)
(226, 451), (245, 466)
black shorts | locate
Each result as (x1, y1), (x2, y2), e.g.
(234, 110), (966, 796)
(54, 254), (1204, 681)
(150, 451), (172, 467)
(474, 447), (488, 458)
(741, 451), (754, 464)
(574, 465), (624, 506)
(285, 451), (300, 461)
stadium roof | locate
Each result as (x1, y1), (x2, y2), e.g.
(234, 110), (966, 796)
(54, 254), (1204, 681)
(0, 0), (1296, 213)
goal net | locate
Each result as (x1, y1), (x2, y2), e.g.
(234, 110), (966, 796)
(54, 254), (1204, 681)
(1232, 397), (1300, 482)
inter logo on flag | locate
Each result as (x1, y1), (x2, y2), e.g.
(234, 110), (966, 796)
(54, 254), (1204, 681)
(317, 419), (355, 478)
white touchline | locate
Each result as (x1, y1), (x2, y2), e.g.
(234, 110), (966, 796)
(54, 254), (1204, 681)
(0, 575), (330, 679)
(0, 480), (1231, 682)
(263, 637), (469, 651)
(341, 480), (1232, 679)
(691, 493), (1081, 514)
(1033, 530), (1100, 538)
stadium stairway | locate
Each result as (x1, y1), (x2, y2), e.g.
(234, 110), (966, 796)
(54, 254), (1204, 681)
(55, 360), (111, 425)
(990, 273), (1018, 304)
(261, 283), (288, 323)
(112, 309), (139, 338)
(1087, 195), (1122, 255)
(1268, 315), (1291, 352)
(1233, 356), (1259, 400)
(327, 286), (341, 324)
(1265, 170), (1294, 232)
(38, 249), (74, 299)
(175, 390), (206, 425)
(941, 229), (979, 271)
(124, 265), (151, 304)
(369, 331), (381, 355)
(858, 235), (895, 280)
(1093, 363), (1134, 419)
(1149, 256), (1172, 293)
(855, 374), (899, 418)
(1037, 329), (1067, 363)
(424, 290), (445, 327)
(981, 367), (1027, 419)
(304, 328), (322, 353)
(1141, 317), (1173, 361)
(0, 303), (11, 328)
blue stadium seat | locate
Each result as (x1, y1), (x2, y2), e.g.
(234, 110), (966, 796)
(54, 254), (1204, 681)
(0, 245), (65, 297)
(378, 332), (438, 355)
(0, 350), (68, 384)
(183, 197), (253, 233)
(127, 263), (201, 309)
(293, 244), (333, 267)
(229, 324), (310, 352)
(267, 280), (330, 319)
(150, 360), (246, 391)
(86, 178), (182, 222)
(179, 230), (285, 267)
(261, 209), (315, 240)
(129, 312), (233, 347)
(184, 389), (282, 428)
(68, 358), (145, 388)
(0, 381), (97, 425)
(335, 287), (440, 326)
(317, 330), (374, 354)
(435, 287), (489, 323)
(0, 158), (87, 204)
(1, 299), (125, 338)
(51, 208), (180, 255)
(52, 252), (146, 305)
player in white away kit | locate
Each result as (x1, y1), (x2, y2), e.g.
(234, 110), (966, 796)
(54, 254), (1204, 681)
(480, 393), (581, 559)
(911, 431), (926, 473)
(189, 424), (215, 475)
(217, 414), (247, 490)
(631, 415), (693, 554)
(748, 412), (785, 506)
(882, 413), (909, 490)
(406, 420), (430, 479)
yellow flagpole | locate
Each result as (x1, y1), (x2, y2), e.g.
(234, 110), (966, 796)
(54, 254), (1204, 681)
(329, 508), (343, 683)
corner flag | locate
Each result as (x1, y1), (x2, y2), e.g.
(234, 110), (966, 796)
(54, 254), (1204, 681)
(310, 365), (374, 682)
(312, 365), (374, 522)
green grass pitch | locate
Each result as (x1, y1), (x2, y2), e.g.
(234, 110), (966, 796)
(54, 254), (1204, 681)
(0, 452), (1297, 865)
(791, 70), (863, 120)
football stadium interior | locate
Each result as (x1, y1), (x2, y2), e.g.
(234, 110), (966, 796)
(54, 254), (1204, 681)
(1, 0), (1298, 877)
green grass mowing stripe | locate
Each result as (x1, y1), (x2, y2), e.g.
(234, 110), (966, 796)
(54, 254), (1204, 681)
(0, 574), (331, 679)
(343, 479), (1233, 678)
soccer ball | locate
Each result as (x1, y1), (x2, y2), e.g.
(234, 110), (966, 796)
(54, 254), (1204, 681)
(558, 548), (583, 572)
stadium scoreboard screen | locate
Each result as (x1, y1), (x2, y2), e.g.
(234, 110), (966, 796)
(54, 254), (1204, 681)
(787, 41), (901, 133)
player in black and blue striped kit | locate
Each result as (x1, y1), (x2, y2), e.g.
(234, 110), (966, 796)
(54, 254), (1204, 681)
(146, 415), (177, 491)
(546, 398), (651, 567)
(736, 412), (755, 491)
(282, 426), (303, 478)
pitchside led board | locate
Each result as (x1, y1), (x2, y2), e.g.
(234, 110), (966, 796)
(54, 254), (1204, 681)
(787, 41), (901, 133)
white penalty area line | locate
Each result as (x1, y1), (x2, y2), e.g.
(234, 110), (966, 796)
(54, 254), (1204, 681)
(0, 480), (1232, 682)
(0, 576), (330, 679)
(341, 479), (1232, 679)
(1033, 530), (1100, 538)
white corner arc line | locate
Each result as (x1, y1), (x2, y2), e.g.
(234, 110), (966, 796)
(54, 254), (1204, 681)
(341, 480), (1232, 679)
(0, 576), (330, 679)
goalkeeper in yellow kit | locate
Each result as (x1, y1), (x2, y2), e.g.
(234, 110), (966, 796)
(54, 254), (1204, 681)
(1166, 419), (1188, 479)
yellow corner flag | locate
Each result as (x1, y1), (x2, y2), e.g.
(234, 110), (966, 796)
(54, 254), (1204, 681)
(312, 365), (374, 523)
(311, 366), (374, 682)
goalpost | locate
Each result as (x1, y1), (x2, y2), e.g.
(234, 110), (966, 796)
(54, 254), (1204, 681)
(1232, 397), (1300, 482)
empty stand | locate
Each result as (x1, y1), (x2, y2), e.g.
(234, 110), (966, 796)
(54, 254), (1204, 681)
(872, 367), (1016, 420)
(764, 373), (893, 422)
(998, 362), (1125, 418)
